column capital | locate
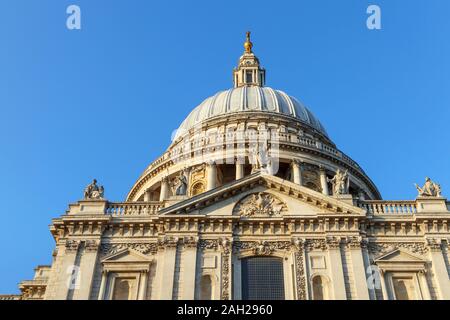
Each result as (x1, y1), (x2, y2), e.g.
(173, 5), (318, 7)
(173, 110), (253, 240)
(65, 239), (81, 253)
(426, 238), (443, 252)
(326, 236), (341, 249)
(85, 240), (100, 252)
(206, 160), (216, 167)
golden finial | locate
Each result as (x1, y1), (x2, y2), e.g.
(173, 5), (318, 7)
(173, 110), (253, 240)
(244, 31), (253, 53)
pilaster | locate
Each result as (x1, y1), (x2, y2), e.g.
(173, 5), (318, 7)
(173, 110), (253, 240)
(326, 237), (346, 299)
(427, 239), (450, 299)
(181, 239), (198, 300)
(346, 238), (370, 300)
(157, 238), (178, 299)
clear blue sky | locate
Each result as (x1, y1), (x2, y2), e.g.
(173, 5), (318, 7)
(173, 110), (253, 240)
(0, 0), (449, 293)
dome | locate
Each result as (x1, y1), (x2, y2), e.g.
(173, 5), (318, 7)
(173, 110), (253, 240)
(126, 32), (382, 202)
(174, 86), (328, 140)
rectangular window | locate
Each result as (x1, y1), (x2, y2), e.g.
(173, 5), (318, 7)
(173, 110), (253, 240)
(241, 257), (285, 300)
(246, 71), (253, 83)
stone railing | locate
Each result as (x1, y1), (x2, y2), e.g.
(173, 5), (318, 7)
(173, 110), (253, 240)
(166, 133), (361, 172)
(19, 280), (47, 287)
(358, 200), (417, 215)
(105, 202), (163, 216)
(0, 294), (21, 300)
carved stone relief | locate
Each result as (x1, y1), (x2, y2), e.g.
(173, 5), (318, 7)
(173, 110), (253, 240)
(189, 164), (206, 196)
(368, 242), (429, 259)
(233, 192), (287, 217)
(100, 243), (158, 256)
(219, 238), (232, 300)
(65, 240), (80, 253)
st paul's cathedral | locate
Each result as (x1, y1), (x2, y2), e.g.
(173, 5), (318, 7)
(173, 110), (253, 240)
(4, 33), (450, 301)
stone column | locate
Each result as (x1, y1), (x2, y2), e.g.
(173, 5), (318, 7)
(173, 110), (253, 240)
(326, 238), (346, 299)
(181, 241), (198, 299)
(235, 157), (245, 180)
(138, 271), (148, 300)
(144, 189), (151, 202)
(185, 167), (192, 194)
(319, 167), (329, 196)
(97, 270), (108, 300)
(206, 161), (217, 191)
(159, 177), (169, 202)
(292, 160), (303, 185)
(428, 241), (450, 299)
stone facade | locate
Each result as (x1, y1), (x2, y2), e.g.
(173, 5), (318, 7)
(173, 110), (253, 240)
(7, 33), (450, 300)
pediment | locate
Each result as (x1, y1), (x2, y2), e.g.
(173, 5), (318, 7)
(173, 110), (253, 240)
(375, 248), (425, 263)
(102, 248), (151, 263)
(159, 172), (365, 216)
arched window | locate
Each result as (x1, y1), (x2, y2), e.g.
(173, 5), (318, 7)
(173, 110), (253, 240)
(191, 182), (205, 196)
(199, 275), (212, 300)
(312, 276), (328, 300)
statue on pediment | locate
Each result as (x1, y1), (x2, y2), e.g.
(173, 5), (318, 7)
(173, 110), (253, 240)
(84, 179), (104, 200)
(415, 177), (442, 197)
(234, 192), (286, 217)
(328, 169), (349, 196)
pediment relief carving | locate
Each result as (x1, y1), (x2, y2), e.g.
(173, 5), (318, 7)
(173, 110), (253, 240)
(233, 192), (287, 217)
(101, 248), (153, 273)
(100, 243), (157, 257)
(375, 248), (426, 263)
(368, 242), (428, 259)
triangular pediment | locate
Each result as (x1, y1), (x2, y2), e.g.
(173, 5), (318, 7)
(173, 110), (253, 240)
(102, 248), (151, 263)
(375, 248), (425, 263)
(159, 172), (365, 216)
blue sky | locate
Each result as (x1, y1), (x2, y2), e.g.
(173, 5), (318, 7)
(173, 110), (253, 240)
(0, 0), (449, 293)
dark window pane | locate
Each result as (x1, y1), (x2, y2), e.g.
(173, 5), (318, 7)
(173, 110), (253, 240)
(246, 71), (253, 83)
(241, 257), (285, 300)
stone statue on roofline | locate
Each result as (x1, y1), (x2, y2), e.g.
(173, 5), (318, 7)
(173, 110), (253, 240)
(415, 177), (442, 197)
(84, 179), (105, 200)
(250, 141), (271, 174)
(328, 169), (349, 196)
